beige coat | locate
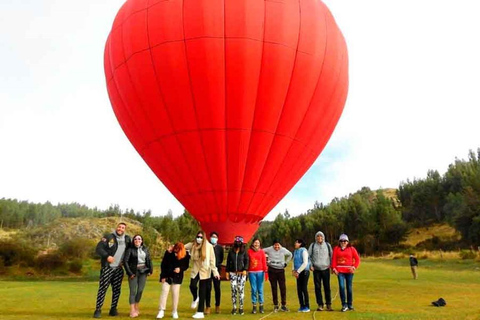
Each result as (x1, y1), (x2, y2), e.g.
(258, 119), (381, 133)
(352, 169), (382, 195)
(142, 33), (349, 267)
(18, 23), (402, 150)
(185, 241), (219, 280)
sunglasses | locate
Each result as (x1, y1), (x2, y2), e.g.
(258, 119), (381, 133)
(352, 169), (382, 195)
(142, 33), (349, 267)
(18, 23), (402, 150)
(196, 236), (203, 239)
(339, 240), (348, 243)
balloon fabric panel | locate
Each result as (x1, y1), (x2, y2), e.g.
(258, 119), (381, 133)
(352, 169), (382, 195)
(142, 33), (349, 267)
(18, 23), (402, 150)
(104, 0), (349, 243)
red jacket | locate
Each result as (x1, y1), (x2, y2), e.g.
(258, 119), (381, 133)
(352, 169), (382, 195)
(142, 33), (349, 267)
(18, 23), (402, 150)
(247, 248), (267, 273)
(331, 246), (360, 273)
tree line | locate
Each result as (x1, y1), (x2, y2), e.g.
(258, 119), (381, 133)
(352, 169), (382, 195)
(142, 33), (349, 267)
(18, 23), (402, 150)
(1, 148), (479, 251)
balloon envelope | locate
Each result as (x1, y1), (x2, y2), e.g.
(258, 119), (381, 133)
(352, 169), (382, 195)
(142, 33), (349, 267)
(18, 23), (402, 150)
(104, 0), (348, 243)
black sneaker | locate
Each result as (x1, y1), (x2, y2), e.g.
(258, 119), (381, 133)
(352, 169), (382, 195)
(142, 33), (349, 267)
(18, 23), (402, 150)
(93, 309), (101, 318)
(326, 305), (333, 311)
(259, 305), (264, 314)
(348, 306), (355, 311)
(231, 308), (237, 315)
(280, 305), (289, 312)
(252, 305), (257, 314)
(108, 308), (118, 316)
(274, 305), (279, 312)
(239, 308), (244, 315)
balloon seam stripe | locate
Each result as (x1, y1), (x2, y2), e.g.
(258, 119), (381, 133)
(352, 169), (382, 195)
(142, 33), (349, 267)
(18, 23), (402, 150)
(233, 0), (267, 218)
(223, 0), (228, 224)
(139, 0), (206, 213)
(181, 0), (222, 218)
(244, 0), (303, 216)
(254, 1), (330, 214)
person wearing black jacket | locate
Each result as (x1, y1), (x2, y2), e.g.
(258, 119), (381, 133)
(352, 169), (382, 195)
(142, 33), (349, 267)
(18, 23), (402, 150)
(226, 235), (249, 315)
(157, 242), (190, 319)
(206, 231), (224, 314)
(124, 234), (153, 318)
(93, 222), (132, 318)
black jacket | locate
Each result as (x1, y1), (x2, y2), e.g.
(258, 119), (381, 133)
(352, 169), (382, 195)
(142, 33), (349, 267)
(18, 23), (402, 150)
(213, 244), (225, 270)
(96, 233), (132, 268)
(226, 247), (249, 272)
(160, 250), (190, 284)
(123, 245), (153, 277)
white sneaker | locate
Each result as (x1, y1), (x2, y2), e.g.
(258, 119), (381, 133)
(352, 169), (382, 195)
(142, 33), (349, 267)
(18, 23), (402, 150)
(156, 310), (164, 319)
(192, 312), (204, 319)
(191, 297), (199, 309)
(172, 311), (179, 319)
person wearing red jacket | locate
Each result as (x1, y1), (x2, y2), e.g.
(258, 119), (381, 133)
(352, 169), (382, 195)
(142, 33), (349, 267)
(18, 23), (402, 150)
(247, 238), (268, 314)
(331, 234), (360, 312)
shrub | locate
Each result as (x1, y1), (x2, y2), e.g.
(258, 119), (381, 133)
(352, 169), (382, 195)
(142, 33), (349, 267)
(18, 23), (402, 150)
(59, 238), (96, 260)
(459, 250), (477, 260)
(35, 251), (65, 272)
(68, 259), (83, 273)
(0, 239), (36, 267)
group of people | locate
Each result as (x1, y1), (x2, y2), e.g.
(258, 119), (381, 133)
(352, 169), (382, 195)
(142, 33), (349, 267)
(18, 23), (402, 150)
(92, 222), (361, 319)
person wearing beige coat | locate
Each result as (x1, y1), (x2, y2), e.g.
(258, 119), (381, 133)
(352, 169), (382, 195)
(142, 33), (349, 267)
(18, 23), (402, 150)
(185, 231), (220, 319)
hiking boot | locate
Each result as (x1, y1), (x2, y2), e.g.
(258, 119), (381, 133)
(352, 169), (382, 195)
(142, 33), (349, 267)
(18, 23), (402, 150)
(326, 305), (333, 311)
(273, 305), (279, 312)
(109, 308), (118, 316)
(252, 305), (257, 314)
(259, 305), (264, 314)
(204, 307), (211, 315)
(215, 306), (220, 314)
(93, 309), (101, 318)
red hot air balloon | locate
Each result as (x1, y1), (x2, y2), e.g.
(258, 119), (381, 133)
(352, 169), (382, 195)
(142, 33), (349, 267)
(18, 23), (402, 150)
(104, 0), (348, 243)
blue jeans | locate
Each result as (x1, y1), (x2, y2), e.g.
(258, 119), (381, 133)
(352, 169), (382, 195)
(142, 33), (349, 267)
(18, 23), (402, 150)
(337, 273), (354, 308)
(248, 271), (264, 304)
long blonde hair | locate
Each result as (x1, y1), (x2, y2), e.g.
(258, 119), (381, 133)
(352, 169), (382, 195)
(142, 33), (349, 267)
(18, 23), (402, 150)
(192, 230), (207, 261)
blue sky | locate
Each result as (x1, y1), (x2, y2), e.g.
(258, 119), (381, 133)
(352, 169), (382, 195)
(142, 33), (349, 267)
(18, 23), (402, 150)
(1, 0), (480, 221)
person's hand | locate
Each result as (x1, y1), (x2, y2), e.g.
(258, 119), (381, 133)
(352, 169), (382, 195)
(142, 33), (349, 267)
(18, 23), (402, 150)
(226, 273), (230, 280)
(160, 278), (166, 283)
(107, 256), (114, 263)
(292, 270), (299, 278)
(265, 273), (269, 282)
(310, 266), (314, 271)
(174, 267), (180, 273)
(130, 274), (135, 279)
(351, 266), (356, 273)
(214, 274), (220, 280)
(242, 270), (247, 276)
(333, 268), (338, 275)
(148, 273), (152, 277)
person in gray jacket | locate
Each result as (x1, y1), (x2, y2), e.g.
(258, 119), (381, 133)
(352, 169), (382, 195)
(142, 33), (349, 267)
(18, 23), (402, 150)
(308, 231), (333, 311)
(263, 239), (292, 312)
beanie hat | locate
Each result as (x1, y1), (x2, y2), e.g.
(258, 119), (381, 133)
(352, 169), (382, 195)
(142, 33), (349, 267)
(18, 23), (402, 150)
(339, 234), (349, 242)
(315, 231), (325, 239)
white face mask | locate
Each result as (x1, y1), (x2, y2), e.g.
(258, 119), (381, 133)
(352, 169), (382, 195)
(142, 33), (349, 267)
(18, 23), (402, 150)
(196, 237), (203, 244)
(210, 237), (218, 245)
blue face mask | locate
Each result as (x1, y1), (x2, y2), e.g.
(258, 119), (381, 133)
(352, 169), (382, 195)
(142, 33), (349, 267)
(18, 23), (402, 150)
(210, 237), (218, 245)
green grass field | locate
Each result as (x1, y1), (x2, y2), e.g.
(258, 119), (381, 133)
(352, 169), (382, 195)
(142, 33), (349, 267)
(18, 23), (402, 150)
(2, 259), (480, 320)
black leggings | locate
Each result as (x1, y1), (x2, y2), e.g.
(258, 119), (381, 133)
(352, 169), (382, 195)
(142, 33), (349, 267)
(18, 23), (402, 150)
(189, 274), (209, 312)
